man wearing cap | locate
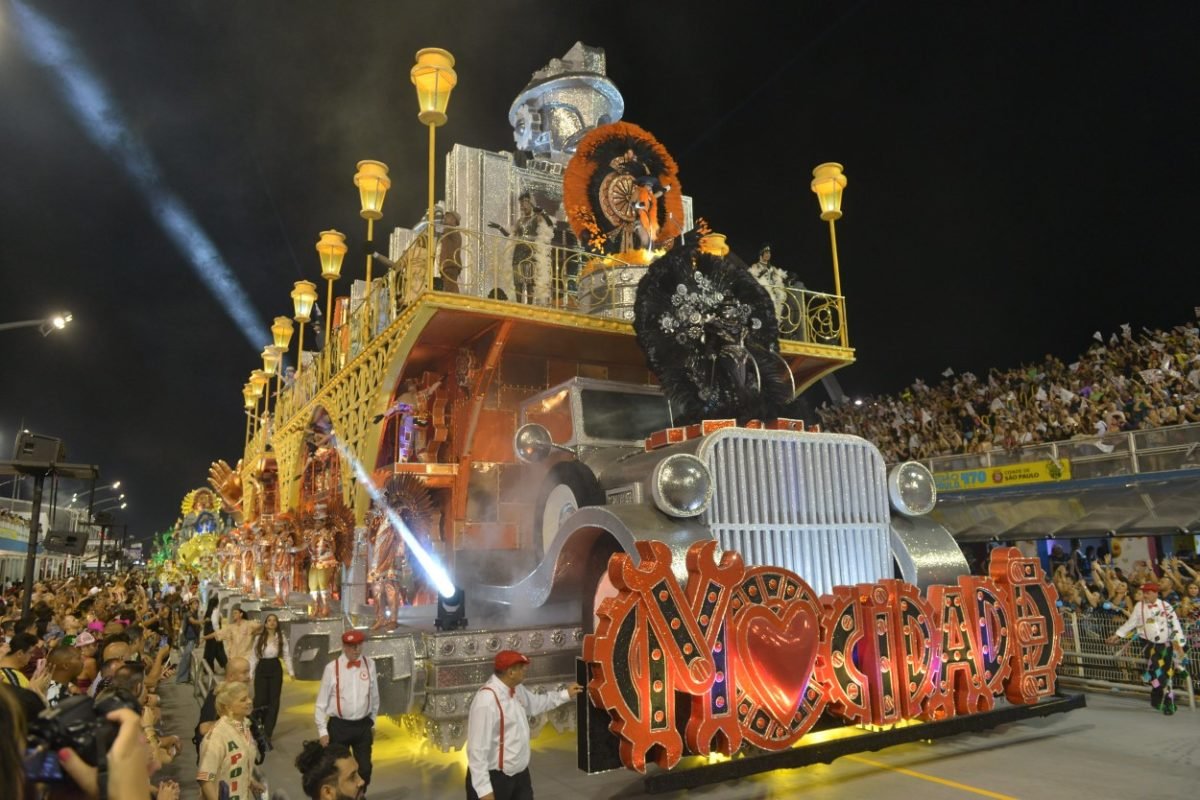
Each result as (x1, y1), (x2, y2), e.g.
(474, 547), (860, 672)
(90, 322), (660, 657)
(1108, 582), (1187, 714)
(316, 629), (378, 791)
(465, 650), (582, 800)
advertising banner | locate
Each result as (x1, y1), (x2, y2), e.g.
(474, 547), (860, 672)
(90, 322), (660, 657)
(934, 458), (1071, 492)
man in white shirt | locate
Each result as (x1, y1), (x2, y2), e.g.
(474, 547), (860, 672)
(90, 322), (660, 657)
(1108, 583), (1187, 714)
(315, 629), (378, 790)
(465, 650), (582, 800)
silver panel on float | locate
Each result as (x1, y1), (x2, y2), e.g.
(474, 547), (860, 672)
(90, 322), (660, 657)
(697, 430), (892, 595)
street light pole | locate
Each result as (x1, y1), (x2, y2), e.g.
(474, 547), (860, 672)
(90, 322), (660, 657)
(0, 312), (73, 336)
(411, 48), (457, 293)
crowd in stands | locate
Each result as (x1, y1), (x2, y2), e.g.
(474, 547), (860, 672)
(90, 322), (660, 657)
(1047, 541), (1200, 651)
(0, 571), (244, 799)
(818, 322), (1200, 462)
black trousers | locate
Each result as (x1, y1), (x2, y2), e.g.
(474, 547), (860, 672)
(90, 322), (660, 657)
(328, 716), (374, 786)
(254, 657), (283, 738)
(203, 637), (227, 670)
(465, 767), (532, 800)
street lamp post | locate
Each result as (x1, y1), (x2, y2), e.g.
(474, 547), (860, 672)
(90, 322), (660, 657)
(271, 316), (294, 397)
(290, 281), (318, 375)
(0, 312), (74, 337)
(242, 384), (257, 446)
(353, 163), (390, 325)
(261, 346), (281, 415)
(249, 370), (269, 437)
(316, 230), (348, 368)
(411, 48), (457, 293)
(810, 162), (848, 299)
(810, 162), (848, 345)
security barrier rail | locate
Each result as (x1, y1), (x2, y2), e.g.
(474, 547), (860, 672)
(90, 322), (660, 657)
(1058, 608), (1196, 711)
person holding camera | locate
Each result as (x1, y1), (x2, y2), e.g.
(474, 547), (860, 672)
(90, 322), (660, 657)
(197, 680), (265, 800)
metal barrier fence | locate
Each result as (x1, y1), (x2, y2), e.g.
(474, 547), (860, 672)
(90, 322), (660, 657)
(919, 421), (1200, 481)
(1058, 609), (1196, 710)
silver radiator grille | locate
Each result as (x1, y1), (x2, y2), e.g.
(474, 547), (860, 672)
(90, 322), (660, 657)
(697, 430), (891, 595)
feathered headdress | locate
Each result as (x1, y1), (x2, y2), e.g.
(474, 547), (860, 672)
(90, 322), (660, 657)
(634, 241), (792, 424)
(563, 121), (685, 254)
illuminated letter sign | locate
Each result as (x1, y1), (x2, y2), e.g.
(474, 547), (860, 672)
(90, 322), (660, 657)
(585, 544), (1061, 773)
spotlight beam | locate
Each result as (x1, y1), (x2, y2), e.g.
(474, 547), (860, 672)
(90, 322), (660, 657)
(11, 2), (270, 348)
(332, 435), (457, 599)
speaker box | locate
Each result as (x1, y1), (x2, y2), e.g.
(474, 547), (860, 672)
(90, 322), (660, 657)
(43, 529), (89, 556)
(14, 432), (66, 463)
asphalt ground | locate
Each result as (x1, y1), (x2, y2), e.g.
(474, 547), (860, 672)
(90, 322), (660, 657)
(153, 679), (1198, 800)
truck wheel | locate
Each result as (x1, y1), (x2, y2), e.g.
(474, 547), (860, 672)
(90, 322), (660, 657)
(534, 462), (603, 559)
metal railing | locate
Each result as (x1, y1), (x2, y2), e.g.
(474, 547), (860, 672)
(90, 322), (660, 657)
(1058, 609), (1196, 710)
(918, 421), (1200, 481)
(250, 227), (848, 455)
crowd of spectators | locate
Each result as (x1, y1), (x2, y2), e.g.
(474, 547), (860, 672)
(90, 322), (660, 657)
(1047, 541), (1200, 653)
(0, 572), (209, 799)
(818, 322), (1200, 462)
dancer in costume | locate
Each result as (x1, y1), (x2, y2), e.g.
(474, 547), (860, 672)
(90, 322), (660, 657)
(1108, 582), (1187, 715)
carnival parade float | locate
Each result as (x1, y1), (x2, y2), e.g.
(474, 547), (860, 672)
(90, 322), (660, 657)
(186, 42), (1075, 784)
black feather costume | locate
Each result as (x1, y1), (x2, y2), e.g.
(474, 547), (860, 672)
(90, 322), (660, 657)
(634, 242), (793, 425)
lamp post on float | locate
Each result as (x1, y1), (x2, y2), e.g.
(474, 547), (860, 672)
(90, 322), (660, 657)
(261, 345), (281, 413)
(810, 162), (848, 345)
(290, 281), (318, 375)
(410, 48), (457, 291)
(810, 162), (847, 299)
(315, 230), (347, 362)
(271, 316), (294, 395)
(242, 384), (257, 446)
(350, 163), (388, 303)
(250, 369), (270, 424)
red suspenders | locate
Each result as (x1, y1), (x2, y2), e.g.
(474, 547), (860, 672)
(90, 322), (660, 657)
(481, 687), (506, 770)
(332, 657), (374, 721)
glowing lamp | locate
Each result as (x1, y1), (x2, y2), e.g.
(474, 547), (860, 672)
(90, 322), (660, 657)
(353, 162), (390, 221)
(810, 162), (847, 221)
(271, 316), (294, 349)
(410, 48), (457, 126)
(250, 370), (270, 393)
(242, 385), (256, 408)
(291, 280), (318, 323)
(261, 346), (281, 377)
(316, 229), (348, 280)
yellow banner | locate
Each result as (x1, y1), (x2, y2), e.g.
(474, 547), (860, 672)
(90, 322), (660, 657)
(934, 459), (1071, 492)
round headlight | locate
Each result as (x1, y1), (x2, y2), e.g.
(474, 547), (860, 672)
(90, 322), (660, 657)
(887, 461), (937, 516)
(651, 454), (712, 518)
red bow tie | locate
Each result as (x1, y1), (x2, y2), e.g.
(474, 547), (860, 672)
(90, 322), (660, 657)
(509, 686), (516, 698)
(347, 659), (361, 669)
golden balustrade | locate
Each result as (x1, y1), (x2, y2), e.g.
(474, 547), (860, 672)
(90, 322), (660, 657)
(246, 225), (851, 485)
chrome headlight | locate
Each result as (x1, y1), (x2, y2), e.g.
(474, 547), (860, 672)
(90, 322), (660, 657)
(651, 454), (712, 518)
(887, 461), (937, 516)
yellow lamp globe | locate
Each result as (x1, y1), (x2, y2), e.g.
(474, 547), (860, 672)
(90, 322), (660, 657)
(353, 162), (390, 221)
(242, 385), (257, 409)
(261, 346), (281, 377)
(271, 316), (294, 349)
(316, 230), (348, 280)
(810, 162), (847, 221)
(410, 48), (457, 126)
(291, 280), (318, 323)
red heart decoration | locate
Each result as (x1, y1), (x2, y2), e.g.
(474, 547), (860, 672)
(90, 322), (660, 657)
(733, 602), (820, 724)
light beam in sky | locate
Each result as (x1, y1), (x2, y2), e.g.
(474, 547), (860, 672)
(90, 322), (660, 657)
(12, 1), (269, 348)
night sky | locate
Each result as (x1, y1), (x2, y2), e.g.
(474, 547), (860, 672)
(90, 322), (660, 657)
(1, 2), (1197, 545)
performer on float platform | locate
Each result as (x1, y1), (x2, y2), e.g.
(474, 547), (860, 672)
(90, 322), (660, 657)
(1108, 582), (1187, 715)
(315, 630), (378, 790)
(465, 650), (582, 800)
